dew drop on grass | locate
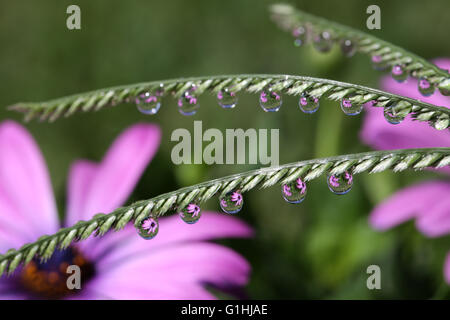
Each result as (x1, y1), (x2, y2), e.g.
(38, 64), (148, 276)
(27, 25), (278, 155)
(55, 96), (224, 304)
(340, 95), (363, 116)
(340, 39), (356, 57)
(292, 26), (307, 47)
(383, 105), (405, 125)
(217, 87), (238, 109)
(391, 64), (408, 83)
(136, 86), (164, 115)
(418, 78), (435, 97)
(371, 55), (388, 71)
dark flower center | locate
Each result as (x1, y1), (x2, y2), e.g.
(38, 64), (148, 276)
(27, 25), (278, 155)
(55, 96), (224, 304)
(19, 247), (95, 299)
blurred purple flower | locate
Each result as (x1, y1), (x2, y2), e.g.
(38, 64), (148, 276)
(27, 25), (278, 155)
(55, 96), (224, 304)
(360, 58), (450, 284)
(0, 121), (252, 299)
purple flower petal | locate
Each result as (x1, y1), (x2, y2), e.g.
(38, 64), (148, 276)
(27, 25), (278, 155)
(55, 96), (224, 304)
(65, 123), (161, 226)
(0, 121), (58, 251)
(369, 181), (450, 230)
(81, 242), (250, 299)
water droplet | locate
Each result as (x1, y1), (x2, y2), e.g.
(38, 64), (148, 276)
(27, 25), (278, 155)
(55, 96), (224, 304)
(371, 55), (387, 70)
(418, 78), (434, 97)
(220, 191), (244, 214)
(137, 217), (159, 240)
(179, 203), (201, 224)
(313, 31), (334, 53)
(259, 87), (282, 112)
(383, 105), (405, 125)
(340, 39), (356, 57)
(292, 26), (307, 47)
(327, 171), (353, 195)
(217, 87), (237, 109)
(438, 78), (450, 96)
(298, 93), (319, 114)
(135, 87), (163, 115)
(391, 64), (408, 83)
(178, 85), (200, 116)
(282, 178), (307, 204)
(340, 95), (363, 116)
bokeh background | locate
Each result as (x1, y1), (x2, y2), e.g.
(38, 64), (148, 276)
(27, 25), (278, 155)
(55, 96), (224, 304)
(1, 0), (449, 299)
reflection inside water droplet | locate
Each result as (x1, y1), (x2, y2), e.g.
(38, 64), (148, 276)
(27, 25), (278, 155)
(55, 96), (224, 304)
(137, 217), (159, 240)
(282, 178), (307, 204)
(179, 203), (201, 224)
(327, 171), (353, 195)
(259, 87), (282, 112)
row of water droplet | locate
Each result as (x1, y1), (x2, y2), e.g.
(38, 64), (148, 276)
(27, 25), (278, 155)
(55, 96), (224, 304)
(291, 25), (443, 97)
(136, 83), (408, 125)
(136, 171), (354, 240)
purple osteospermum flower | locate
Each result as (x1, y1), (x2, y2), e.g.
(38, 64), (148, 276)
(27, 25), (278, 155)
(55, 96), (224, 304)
(0, 121), (252, 299)
(360, 58), (450, 284)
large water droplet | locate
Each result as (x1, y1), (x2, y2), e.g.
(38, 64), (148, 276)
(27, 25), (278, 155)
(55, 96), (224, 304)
(383, 105), (405, 125)
(340, 95), (363, 116)
(179, 203), (201, 224)
(282, 178), (307, 204)
(391, 64), (408, 83)
(135, 87), (163, 115)
(259, 87), (282, 112)
(137, 217), (159, 240)
(292, 26), (307, 47)
(340, 39), (356, 57)
(365, 100), (378, 108)
(371, 55), (387, 70)
(418, 78), (434, 97)
(298, 93), (319, 114)
(178, 85), (200, 116)
(438, 78), (450, 96)
(220, 191), (244, 214)
(327, 171), (353, 195)
(313, 31), (334, 53)
(217, 87), (237, 109)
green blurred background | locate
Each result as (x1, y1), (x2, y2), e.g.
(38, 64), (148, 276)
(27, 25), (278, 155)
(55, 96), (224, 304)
(1, 0), (449, 299)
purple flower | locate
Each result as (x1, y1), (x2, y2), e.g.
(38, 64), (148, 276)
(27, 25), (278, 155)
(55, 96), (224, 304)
(360, 58), (450, 284)
(0, 121), (252, 299)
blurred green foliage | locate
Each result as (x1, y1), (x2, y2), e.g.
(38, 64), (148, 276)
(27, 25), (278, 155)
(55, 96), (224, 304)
(0, 0), (449, 299)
